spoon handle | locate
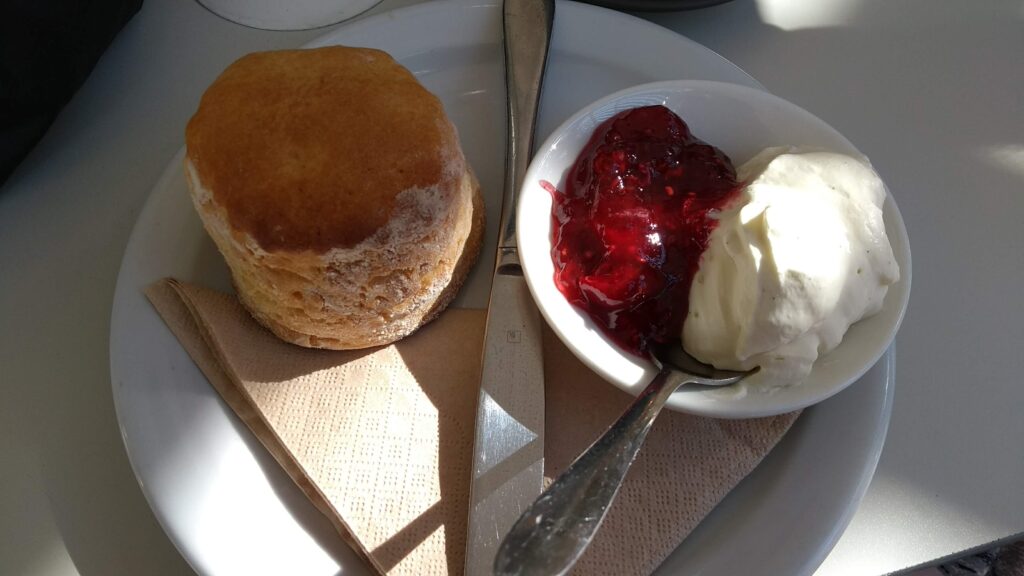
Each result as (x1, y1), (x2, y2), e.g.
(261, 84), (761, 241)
(494, 367), (691, 576)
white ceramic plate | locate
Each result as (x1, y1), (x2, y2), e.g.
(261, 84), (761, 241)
(110, 1), (895, 574)
(518, 80), (912, 418)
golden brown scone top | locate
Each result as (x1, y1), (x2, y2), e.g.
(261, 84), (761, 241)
(185, 46), (458, 253)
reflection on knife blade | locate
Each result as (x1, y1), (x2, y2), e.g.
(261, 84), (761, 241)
(465, 266), (545, 574)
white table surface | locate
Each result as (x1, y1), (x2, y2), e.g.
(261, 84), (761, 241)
(1, 0), (1021, 575)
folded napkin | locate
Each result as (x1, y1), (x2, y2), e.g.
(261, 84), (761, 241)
(146, 278), (799, 575)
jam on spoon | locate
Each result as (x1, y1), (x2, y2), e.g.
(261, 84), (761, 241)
(547, 105), (741, 356)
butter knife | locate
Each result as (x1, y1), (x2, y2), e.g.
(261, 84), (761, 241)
(464, 0), (555, 574)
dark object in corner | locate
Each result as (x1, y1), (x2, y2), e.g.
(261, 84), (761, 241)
(0, 0), (144, 186)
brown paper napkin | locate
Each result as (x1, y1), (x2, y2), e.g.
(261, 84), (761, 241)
(145, 278), (799, 576)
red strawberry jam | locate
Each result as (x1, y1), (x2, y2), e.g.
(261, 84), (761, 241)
(548, 105), (741, 357)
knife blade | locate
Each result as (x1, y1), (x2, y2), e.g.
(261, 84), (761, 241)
(464, 0), (555, 574)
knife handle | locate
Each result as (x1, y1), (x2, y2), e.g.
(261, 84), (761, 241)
(498, 0), (555, 257)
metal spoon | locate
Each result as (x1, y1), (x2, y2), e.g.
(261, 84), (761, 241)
(493, 344), (752, 576)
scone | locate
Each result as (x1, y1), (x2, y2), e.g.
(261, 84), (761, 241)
(184, 46), (484, 349)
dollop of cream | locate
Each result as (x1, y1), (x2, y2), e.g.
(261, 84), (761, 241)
(682, 147), (900, 388)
